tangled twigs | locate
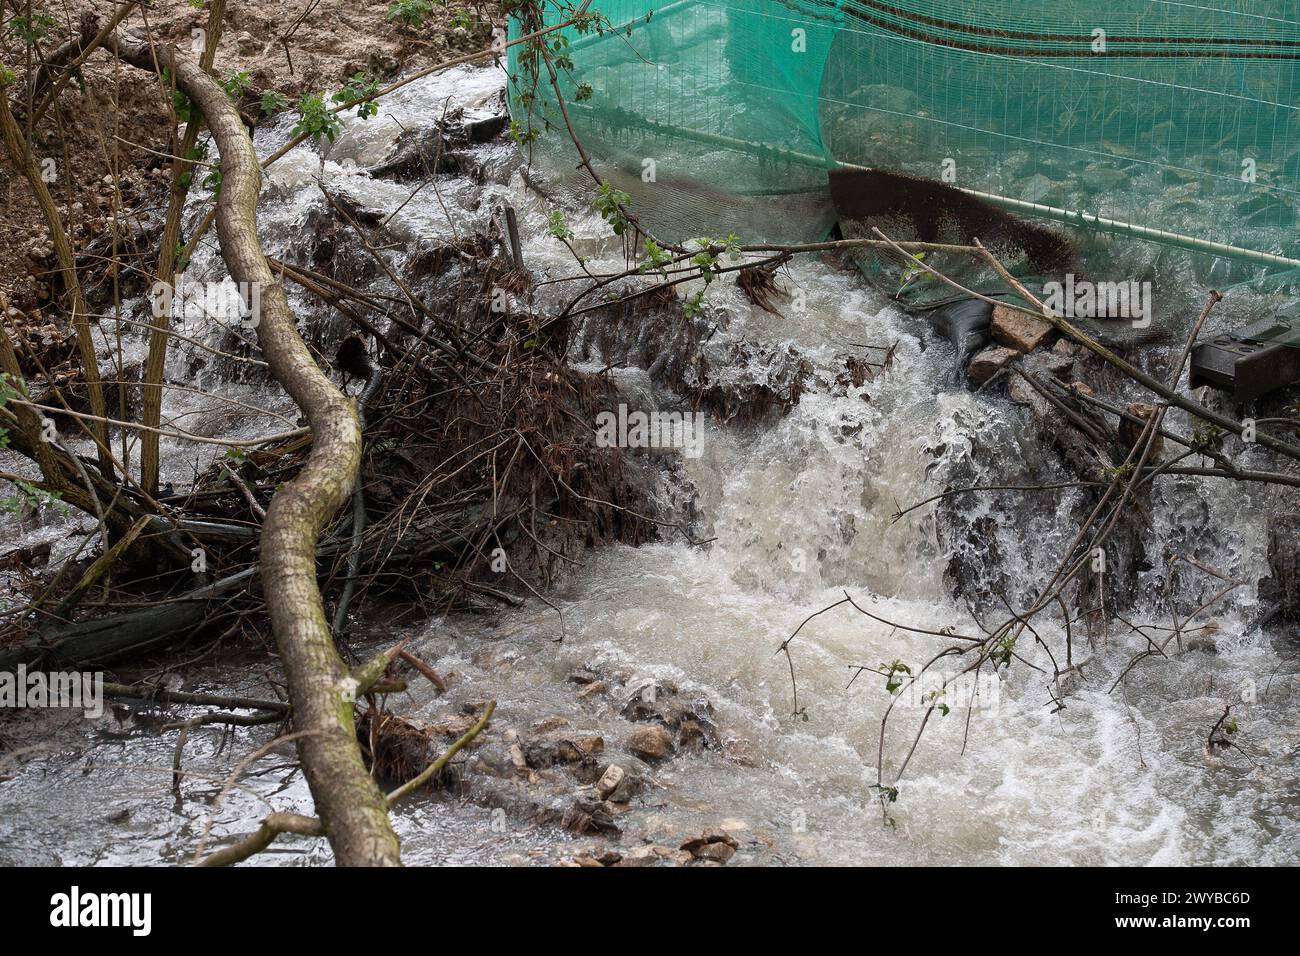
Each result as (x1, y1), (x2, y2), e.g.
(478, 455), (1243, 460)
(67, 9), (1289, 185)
(773, 232), (1289, 811)
(1206, 704), (1237, 752)
(385, 700), (495, 804)
(776, 597), (852, 718)
(219, 459), (267, 521)
(857, 227), (1300, 466)
(52, 515), (149, 619)
(1108, 556), (1246, 692)
(23, 2), (140, 126)
(736, 257), (789, 314)
(0, 88), (112, 477)
(970, 239), (1300, 462)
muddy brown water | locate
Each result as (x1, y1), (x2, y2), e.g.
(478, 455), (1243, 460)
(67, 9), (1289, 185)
(2, 65), (1298, 866)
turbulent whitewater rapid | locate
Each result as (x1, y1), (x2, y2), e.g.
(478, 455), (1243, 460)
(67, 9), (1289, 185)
(1, 65), (1297, 866)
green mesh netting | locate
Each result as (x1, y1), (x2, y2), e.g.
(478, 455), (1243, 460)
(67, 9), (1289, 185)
(508, 2), (1300, 313)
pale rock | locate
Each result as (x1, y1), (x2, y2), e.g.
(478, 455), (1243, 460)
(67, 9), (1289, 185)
(681, 829), (740, 853)
(991, 303), (1053, 352)
(625, 724), (674, 761)
(596, 763), (626, 800)
(967, 345), (1017, 386)
(618, 845), (660, 867)
(654, 847), (694, 865)
(616, 845), (690, 867)
(1007, 372), (1044, 409)
(531, 715), (569, 733)
(508, 743), (527, 773)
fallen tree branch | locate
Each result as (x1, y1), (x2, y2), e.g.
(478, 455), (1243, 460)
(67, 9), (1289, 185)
(198, 698), (495, 866)
(103, 681), (290, 713)
(106, 31), (400, 865)
(0, 568), (256, 669)
(195, 812), (325, 868)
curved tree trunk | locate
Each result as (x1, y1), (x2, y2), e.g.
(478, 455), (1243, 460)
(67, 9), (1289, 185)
(108, 32), (401, 865)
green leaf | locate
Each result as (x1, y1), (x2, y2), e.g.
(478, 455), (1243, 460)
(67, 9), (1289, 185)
(547, 210), (573, 241)
(260, 90), (290, 117)
(7, 9), (55, 45)
(292, 92), (342, 142)
(386, 0), (433, 30)
(332, 73), (380, 120)
(220, 70), (252, 100)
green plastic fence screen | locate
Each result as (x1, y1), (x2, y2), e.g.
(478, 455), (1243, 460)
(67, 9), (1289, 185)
(508, 1), (1300, 311)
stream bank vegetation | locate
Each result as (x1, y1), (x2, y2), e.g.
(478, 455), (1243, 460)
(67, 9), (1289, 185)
(0, 0), (1296, 864)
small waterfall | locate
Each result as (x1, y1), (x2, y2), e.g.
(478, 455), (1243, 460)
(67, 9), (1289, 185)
(2, 64), (1296, 866)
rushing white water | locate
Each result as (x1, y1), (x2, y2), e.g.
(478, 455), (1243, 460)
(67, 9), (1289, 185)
(446, 227), (1299, 865)
(2, 65), (1298, 866)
